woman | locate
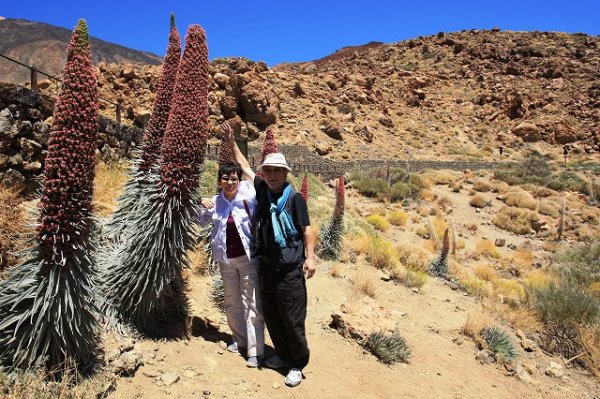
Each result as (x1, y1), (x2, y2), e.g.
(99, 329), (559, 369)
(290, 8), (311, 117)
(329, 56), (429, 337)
(198, 163), (264, 367)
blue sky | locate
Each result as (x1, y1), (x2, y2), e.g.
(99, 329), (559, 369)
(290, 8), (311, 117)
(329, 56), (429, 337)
(2, 0), (599, 66)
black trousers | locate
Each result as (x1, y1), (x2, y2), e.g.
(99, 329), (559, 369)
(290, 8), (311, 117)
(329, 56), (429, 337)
(260, 263), (310, 369)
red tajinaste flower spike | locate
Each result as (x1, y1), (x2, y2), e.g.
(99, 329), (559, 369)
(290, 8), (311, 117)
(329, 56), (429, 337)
(36, 19), (98, 266)
(300, 174), (309, 202)
(259, 127), (278, 165)
(139, 13), (181, 173)
(333, 175), (345, 222)
(218, 136), (235, 166)
(160, 24), (210, 197)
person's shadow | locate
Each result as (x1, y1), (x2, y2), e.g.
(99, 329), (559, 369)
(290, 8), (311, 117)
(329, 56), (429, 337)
(189, 315), (285, 375)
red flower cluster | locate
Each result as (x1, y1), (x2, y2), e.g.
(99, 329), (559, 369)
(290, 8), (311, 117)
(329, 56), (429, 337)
(300, 174), (309, 202)
(259, 127), (278, 165)
(218, 137), (234, 166)
(333, 175), (345, 222)
(36, 20), (98, 265)
(160, 25), (210, 196)
(139, 15), (181, 173)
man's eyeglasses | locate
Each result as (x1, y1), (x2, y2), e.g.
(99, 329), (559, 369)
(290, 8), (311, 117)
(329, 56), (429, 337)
(220, 176), (239, 183)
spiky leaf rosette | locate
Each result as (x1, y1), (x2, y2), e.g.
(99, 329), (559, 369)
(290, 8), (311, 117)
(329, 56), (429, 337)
(160, 24), (210, 199)
(139, 14), (181, 173)
(316, 176), (345, 260)
(104, 16), (181, 241)
(482, 326), (518, 362)
(100, 181), (196, 337)
(101, 24), (209, 337)
(429, 228), (449, 277)
(300, 174), (309, 202)
(0, 19), (100, 373)
(258, 128), (278, 165)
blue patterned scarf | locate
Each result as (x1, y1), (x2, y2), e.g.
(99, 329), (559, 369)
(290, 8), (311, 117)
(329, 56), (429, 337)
(268, 184), (298, 247)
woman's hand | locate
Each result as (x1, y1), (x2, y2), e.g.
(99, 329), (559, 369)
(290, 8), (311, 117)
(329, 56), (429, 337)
(201, 198), (215, 208)
(221, 121), (234, 143)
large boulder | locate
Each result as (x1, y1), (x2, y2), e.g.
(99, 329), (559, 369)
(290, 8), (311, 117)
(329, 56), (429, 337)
(512, 122), (541, 142)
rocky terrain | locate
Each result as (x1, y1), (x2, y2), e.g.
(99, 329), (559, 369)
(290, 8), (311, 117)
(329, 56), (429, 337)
(23, 28), (599, 164)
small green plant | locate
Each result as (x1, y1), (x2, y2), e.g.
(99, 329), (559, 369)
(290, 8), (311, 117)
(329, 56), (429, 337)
(364, 330), (411, 364)
(482, 326), (518, 362)
(429, 228), (449, 277)
(366, 214), (390, 232)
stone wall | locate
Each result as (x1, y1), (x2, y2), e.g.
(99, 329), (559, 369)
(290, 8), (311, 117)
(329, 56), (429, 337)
(206, 143), (500, 181)
(0, 82), (143, 194)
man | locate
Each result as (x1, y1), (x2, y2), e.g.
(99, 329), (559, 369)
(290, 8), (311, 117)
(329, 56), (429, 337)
(223, 122), (316, 388)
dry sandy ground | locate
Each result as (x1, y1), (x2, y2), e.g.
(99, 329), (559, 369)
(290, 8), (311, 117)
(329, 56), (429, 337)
(103, 182), (600, 399)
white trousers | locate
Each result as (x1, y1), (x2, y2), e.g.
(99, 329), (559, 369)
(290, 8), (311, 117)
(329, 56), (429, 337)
(219, 256), (264, 357)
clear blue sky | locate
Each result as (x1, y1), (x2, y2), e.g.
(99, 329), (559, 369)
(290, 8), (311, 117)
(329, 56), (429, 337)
(3, 0), (599, 66)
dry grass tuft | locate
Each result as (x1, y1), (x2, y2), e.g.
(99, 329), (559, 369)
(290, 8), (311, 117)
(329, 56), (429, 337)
(474, 263), (498, 282)
(578, 325), (600, 380)
(469, 194), (489, 208)
(93, 161), (129, 217)
(365, 235), (399, 270)
(491, 181), (511, 194)
(501, 189), (537, 210)
(461, 311), (495, 347)
(510, 248), (535, 269)
(472, 180), (492, 192)
(460, 277), (493, 297)
(0, 186), (28, 272)
(493, 206), (539, 234)
(329, 262), (344, 278)
(476, 239), (500, 259)
(351, 268), (378, 298)
(524, 269), (556, 288)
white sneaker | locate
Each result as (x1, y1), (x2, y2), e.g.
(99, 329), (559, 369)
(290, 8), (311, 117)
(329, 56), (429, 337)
(284, 368), (303, 387)
(263, 355), (283, 369)
(227, 342), (242, 353)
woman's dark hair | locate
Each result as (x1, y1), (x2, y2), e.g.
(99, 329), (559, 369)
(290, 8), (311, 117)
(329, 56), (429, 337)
(218, 163), (242, 181)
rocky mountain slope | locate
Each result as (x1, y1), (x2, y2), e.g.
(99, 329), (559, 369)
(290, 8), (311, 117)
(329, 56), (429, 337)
(0, 18), (162, 84)
(4, 19), (599, 162)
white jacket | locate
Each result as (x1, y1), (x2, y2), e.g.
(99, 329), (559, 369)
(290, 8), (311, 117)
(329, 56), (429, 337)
(198, 181), (256, 264)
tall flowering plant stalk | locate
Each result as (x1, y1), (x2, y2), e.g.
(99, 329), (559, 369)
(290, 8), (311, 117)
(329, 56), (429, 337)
(218, 137), (235, 167)
(429, 228), (449, 278)
(316, 176), (346, 260)
(0, 20), (100, 373)
(300, 174), (309, 202)
(259, 127), (278, 165)
(101, 24), (209, 337)
(105, 14), (181, 240)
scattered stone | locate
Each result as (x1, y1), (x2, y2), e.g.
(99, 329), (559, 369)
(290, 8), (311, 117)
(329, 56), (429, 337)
(520, 338), (537, 352)
(203, 389), (212, 395)
(544, 362), (563, 378)
(515, 364), (533, 383)
(475, 349), (495, 365)
(494, 238), (505, 247)
(142, 370), (159, 378)
(452, 337), (464, 345)
(118, 338), (136, 353)
(161, 373), (180, 386)
(182, 370), (197, 379)
(271, 382), (281, 389)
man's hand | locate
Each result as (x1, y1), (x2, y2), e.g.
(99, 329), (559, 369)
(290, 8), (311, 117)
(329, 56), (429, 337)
(303, 257), (316, 279)
(221, 121), (234, 144)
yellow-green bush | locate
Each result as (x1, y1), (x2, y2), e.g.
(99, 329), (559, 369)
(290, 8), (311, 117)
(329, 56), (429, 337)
(493, 206), (540, 235)
(388, 210), (409, 226)
(366, 214), (390, 232)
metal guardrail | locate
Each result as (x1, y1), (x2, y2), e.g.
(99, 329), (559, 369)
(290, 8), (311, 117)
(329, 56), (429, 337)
(0, 52), (122, 123)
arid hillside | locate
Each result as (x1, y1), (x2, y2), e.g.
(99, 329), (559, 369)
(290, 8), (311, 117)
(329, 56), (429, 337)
(26, 28), (599, 163)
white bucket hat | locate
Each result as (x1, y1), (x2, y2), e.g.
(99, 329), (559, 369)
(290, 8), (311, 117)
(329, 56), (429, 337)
(257, 153), (292, 172)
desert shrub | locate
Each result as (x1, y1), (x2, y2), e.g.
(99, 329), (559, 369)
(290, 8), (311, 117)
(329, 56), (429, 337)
(482, 326), (518, 362)
(469, 194), (488, 208)
(473, 180), (492, 192)
(510, 248), (535, 269)
(388, 210), (409, 226)
(554, 241), (600, 287)
(414, 225), (429, 239)
(93, 161), (129, 216)
(397, 244), (429, 272)
(537, 199), (560, 217)
(529, 283), (600, 328)
(364, 330), (411, 364)
(492, 206), (539, 234)
(502, 189), (537, 210)
(524, 270), (555, 288)
(546, 171), (587, 193)
(366, 214), (390, 232)
(491, 181), (511, 194)
(476, 239), (500, 259)
(347, 172), (389, 199)
(459, 277), (493, 297)
(461, 311), (494, 348)
(365, 235), (397, 270)
(494, 278), (526, 301)
(0, 187), (27, 273)
(198, 160), (219, 197)
(399, 270), (428, 288)
(474, 264), (498, 282)
(494, 151), (552, 186)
